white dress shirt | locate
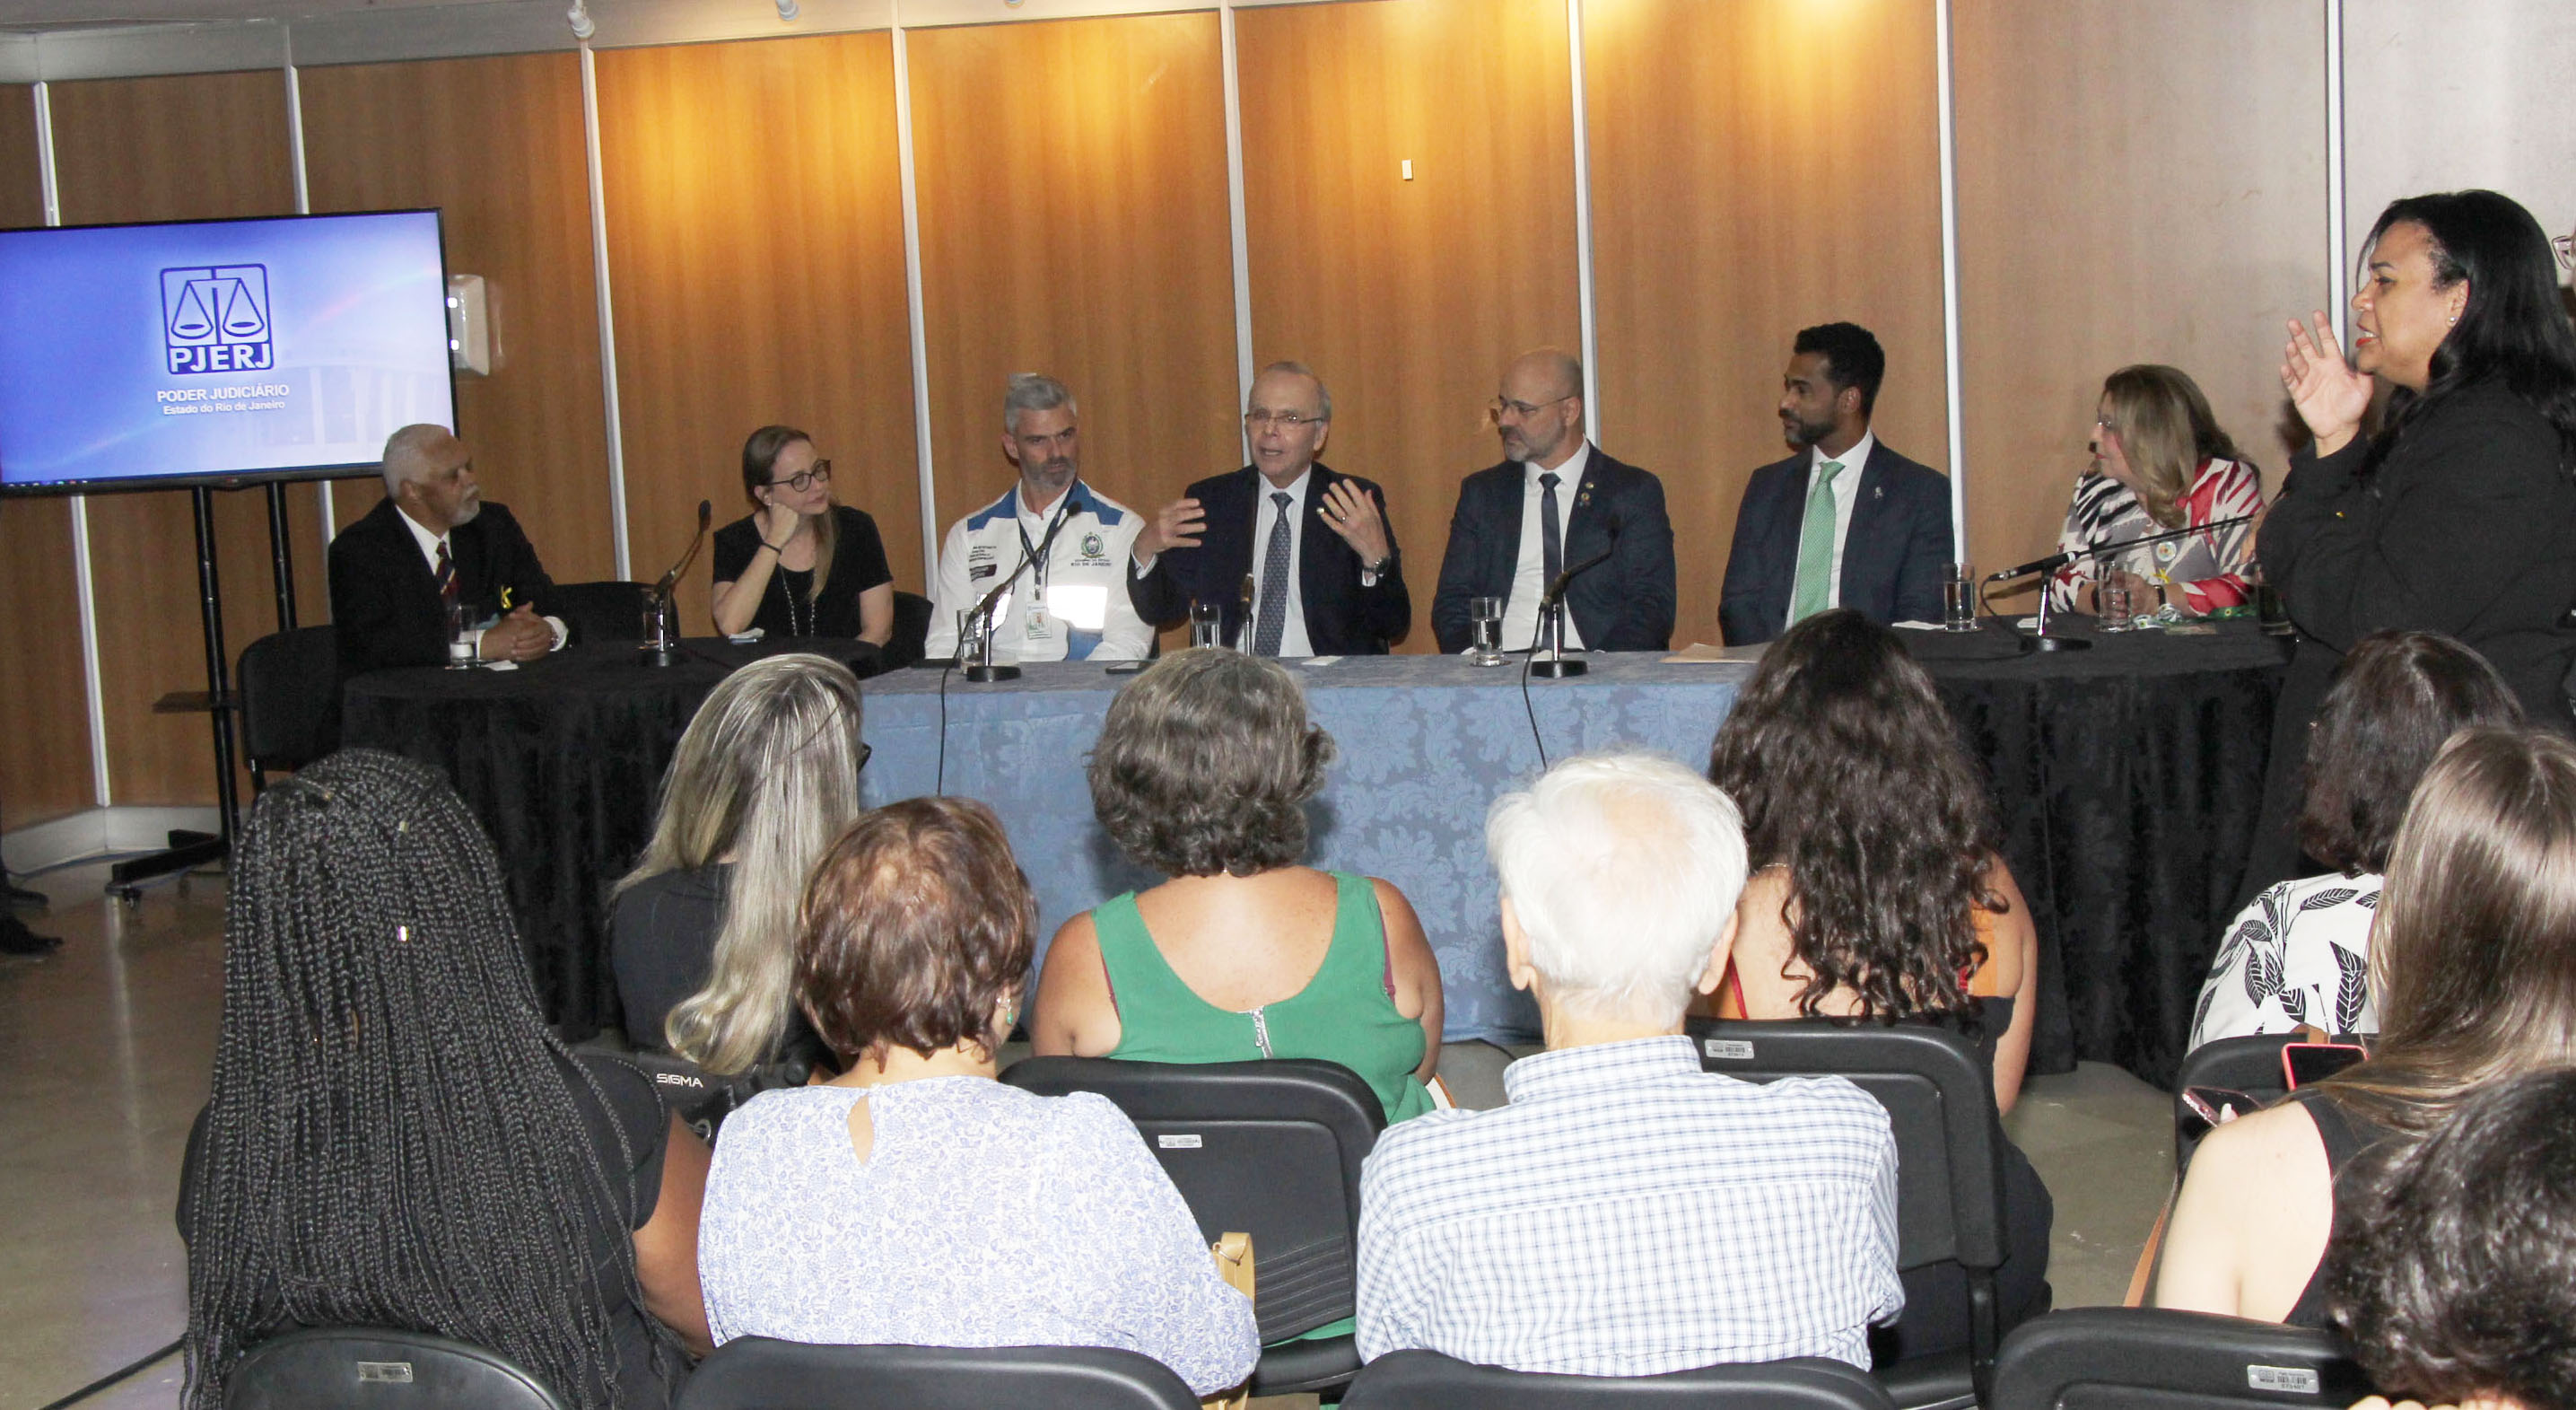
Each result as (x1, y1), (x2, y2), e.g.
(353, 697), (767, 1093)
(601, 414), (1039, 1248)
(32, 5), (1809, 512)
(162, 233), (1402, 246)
(1249, 469), (1313, 658)
(1500, 442), (1590, 652)
(1787, 430), (1873, 613)
(397, 504), (566, 655)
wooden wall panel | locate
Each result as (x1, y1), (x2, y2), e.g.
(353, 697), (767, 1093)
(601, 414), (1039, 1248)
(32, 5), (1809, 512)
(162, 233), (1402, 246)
(1956, 0), (2327, 598)
(1585, 0), (1946, 648)
(597, 32), (920, 633)
(1239, 0), (1582, 652)
(47, 71), (311, 809)
(908, 13), (1238, 545)
(301, 54), (615, 591)
(0, 84), (94, 830)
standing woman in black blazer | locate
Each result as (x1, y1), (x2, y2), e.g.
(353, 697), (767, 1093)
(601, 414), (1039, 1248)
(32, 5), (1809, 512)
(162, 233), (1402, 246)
(2249, 189), (2576, 898)
(710, 425), (895, 645)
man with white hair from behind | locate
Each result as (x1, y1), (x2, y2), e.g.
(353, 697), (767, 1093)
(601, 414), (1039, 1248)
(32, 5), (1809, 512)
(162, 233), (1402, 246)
(1354, 752), (1902, 1375)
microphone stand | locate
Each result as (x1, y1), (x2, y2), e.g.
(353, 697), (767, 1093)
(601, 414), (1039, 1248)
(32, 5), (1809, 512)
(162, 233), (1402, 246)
(644, 499), (712, 668)
(1530, 547), (1614, 679)
(1984, 512), (2258, 653)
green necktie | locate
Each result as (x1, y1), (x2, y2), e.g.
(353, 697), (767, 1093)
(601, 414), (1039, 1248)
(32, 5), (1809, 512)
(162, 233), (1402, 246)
(1789, 460), (1844, 625)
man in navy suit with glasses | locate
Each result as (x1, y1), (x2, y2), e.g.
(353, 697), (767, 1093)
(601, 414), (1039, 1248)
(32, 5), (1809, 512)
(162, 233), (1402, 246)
(1719, 323), (1954, 646)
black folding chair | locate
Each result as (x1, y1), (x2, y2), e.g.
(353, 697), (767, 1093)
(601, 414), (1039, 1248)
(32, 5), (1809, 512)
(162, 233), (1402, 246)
(887, 590), (934, 669)
(546, 580), (651, 644)
(225, 1327), (564, 1410)
(1685, 1019), (2022, 1410)
(237, 626), (340, 792)
(1339, 1350), (1899, 1409)
(1989, 1308), (2374, 1410)
(677, 1339), (1198, 1410)
(2172, 1034), (2307, 1171)
(1000, 1056), (1384, 1397)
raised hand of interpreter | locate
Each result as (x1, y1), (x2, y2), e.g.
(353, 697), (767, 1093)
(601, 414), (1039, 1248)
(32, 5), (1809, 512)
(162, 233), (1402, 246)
(1132, 498), (1205, 562)
(2281, 311), (2373, 458)
(1319, 480), (1391, 569)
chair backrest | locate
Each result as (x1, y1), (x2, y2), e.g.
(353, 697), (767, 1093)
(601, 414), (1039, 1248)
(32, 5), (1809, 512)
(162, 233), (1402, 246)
(1339, 1350), (1898, 1410)
(999, 1056), (1384, 1343)
(549, 580), (651, 644)
(1990, 1308), (2374, 1410)
(1684, 1018), (2004, 1274)
(225, 1327), (566, 1410)
(675, 1338), (1198, 1410)
(2172, 1034), (2297, 1169)
(237, 626), (341, 771)
(888, 589), (934, 668)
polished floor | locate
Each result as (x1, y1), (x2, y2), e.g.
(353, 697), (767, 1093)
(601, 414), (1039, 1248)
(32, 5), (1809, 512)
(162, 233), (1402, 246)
(0, 866), (2174, 1410)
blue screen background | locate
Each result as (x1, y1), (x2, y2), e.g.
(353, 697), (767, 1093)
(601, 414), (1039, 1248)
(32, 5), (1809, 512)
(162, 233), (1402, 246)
(0, 211), (454, 488)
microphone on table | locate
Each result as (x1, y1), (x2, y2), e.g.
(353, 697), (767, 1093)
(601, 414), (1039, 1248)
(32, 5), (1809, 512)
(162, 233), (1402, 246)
(1236, 573), (1256, 650)
(959, 490), (1080, 680)
(1530, 547), (1613, 680)
(1980, 511), (2259, 653)
(642, 500), (712, 667)
(655, 499), (712, 600)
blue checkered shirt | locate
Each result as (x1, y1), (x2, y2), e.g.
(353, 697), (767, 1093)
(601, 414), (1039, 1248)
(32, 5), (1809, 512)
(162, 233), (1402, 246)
(1355, 1035), (1901, 1374)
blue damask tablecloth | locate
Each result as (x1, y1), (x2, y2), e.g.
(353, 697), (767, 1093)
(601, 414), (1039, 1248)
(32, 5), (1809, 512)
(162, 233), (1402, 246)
(856, 653), (1751, 1043)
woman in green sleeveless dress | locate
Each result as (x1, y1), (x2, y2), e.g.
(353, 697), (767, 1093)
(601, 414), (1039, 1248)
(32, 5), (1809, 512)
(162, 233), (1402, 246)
(1030, 649), (1442, 1125)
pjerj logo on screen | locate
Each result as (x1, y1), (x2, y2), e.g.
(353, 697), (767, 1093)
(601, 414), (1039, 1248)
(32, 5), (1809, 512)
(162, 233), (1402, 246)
(161, 264), (273, 374)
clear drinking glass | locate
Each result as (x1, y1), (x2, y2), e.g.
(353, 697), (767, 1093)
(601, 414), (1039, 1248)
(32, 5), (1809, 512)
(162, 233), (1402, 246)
(1467, 596), (1505, 667)
(445, 600), (473, 669)
(955, 609), (987, 667)
(1190, 600), (1224, 650)
(2099, 577), (2137, 632)
(1943, 563), (1978, 631)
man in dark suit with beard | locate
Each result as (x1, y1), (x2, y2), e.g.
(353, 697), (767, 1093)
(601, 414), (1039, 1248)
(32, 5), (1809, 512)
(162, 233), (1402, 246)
(1429, 349), (1676, 654)
(1129, 362), (1410, 655)
(328, 424), (565, 676)
(1719, 323), (1953, 645)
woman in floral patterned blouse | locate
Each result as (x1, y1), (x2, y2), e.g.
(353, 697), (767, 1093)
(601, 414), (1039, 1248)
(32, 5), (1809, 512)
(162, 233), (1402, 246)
(2048, 365), (2266, 616)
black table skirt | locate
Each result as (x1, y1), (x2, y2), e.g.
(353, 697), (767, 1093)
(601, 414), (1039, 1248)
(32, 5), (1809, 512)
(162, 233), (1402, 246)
(339, 639), (881, 1039)
(1911, 619), (2291, 1088)
(339, 622), (2286, 1090)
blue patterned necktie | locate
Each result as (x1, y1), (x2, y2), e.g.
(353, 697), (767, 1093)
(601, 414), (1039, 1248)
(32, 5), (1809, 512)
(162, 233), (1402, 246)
(1539, 472), (1564, 588)
(1253, 491), (1293, 656)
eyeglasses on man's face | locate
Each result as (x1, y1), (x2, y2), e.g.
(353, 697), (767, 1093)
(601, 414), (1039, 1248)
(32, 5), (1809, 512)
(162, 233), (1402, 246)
(1244, 409), (1323, 430)
(1491, 394), (1575, 421)
(2554, 232), (2573, 272)
(768, 460), (833, 494)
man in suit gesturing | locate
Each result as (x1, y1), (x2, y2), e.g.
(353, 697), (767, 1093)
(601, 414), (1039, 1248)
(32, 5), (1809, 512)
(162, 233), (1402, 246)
(328, 424), (566, 676)
(1430, 349), (1676, 654)
(1129, 362), (1409, 655)
(1718, 323), (1953, 645)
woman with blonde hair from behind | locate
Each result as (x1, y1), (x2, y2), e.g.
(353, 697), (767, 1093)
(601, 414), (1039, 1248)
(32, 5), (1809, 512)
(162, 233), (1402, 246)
(611, 653), (867, 1074)
(2158, 726), (2576, 1326)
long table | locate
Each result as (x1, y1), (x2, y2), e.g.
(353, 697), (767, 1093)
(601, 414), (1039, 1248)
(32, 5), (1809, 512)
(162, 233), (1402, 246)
(342, 619), (2289, 1087)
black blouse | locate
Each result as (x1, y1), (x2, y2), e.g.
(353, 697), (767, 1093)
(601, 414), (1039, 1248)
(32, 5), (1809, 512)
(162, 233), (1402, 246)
(710, 504), (895, 640)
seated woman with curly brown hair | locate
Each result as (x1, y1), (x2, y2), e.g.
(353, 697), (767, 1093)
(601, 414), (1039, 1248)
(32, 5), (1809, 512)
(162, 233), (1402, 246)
(1702, 608), (2050, 1358)
(1032, 648), (1443, 1125)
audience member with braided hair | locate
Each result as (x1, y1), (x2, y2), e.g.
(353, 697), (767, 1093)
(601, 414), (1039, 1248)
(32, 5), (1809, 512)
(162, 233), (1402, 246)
(695, 797), (1258, 1396)
(612, 652), (866, 1076)
(180, 749), (712, 1410)
(2323, 1068), (2576, 1410)
(1702, 608), (2050, 1357)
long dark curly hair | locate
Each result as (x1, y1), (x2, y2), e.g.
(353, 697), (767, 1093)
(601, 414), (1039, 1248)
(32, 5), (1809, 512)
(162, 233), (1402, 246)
(181, 750), (650, 1410)
(1707, 609), (2002, 1020)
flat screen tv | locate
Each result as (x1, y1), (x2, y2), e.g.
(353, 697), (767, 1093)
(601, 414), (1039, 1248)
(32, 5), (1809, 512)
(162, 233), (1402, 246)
(0, 209), (455, 495)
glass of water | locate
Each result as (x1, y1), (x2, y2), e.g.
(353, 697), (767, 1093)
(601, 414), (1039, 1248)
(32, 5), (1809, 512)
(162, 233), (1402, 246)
(1468, 596), (1505, 667)
(1943, 563), (1978, 631)
(2098, 576), (2137, 632)
(1189, 600), (1224, 650)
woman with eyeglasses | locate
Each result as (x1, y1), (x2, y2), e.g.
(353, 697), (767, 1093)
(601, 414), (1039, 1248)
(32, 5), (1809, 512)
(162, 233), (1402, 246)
(711, 425), (895, 645)
(2046, 365), (2264, 618)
